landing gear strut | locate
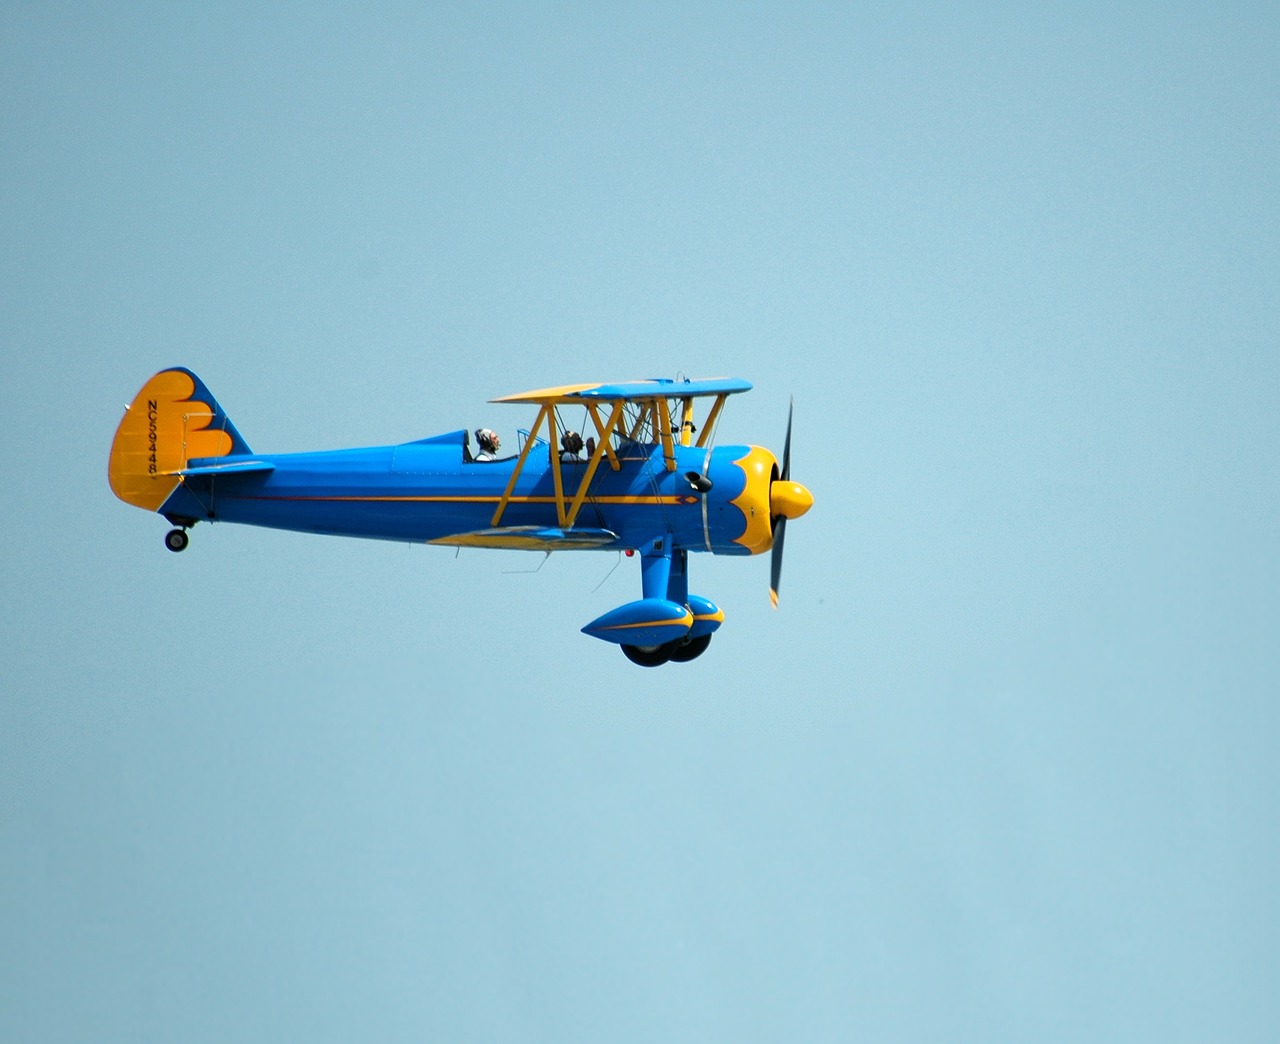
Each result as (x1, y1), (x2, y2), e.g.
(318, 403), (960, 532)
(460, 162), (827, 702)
(164, 528), (190, 553)
(621, 632), (712, 667)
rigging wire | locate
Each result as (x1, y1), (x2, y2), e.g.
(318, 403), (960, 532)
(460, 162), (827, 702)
(592, 551), (624, 593)
(503, 552), (552, 575)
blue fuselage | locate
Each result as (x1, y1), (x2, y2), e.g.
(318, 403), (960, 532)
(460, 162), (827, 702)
(158, 430), (770, 557)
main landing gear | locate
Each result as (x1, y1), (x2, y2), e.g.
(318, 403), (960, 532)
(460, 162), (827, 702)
(621, 632), (712, 667)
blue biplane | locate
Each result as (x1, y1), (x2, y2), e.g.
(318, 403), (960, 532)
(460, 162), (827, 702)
(109, 369), (813, 665)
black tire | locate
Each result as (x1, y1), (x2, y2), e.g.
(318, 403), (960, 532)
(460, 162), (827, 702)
(667, 633), (712, 662)
(164, 528), (189, 553)
(621, 643), (673, 667)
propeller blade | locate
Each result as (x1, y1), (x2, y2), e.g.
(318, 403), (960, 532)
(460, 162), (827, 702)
(780, 397), (793, 482)
(769, 516), (787, 609)
(770, 398), (794, 608)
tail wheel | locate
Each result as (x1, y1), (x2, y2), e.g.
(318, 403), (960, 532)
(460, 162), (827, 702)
(621, 644), (672, 667)
(164, 528), (190, 553)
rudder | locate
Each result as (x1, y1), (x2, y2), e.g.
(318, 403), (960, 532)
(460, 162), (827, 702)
(108, 367), (251, 512)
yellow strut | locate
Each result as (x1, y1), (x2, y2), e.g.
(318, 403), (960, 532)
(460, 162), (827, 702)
(680, 398), (695, 447)
(547, 407), (566, 526)
(696, 394), (727, 449)
(491, 404), (548, 527)
(565, 401), (623, 528)
(656, 397), (676, 471)
(584, 402), (621, 471)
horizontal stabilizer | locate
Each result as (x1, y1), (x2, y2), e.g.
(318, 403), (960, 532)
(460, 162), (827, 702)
(429, 526), (619, 551)
(163, 458), (276, 477)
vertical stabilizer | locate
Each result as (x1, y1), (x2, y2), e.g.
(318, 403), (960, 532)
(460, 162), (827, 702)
(108, 368), (251, 512)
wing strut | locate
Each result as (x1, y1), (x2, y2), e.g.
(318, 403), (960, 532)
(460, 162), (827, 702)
(492, 404), (550, 527)
(491, 400), (628, 530)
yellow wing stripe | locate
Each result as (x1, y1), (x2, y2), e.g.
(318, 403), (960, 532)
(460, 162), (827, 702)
(597, 611), (695, 632)
(489, 383), (604, 404)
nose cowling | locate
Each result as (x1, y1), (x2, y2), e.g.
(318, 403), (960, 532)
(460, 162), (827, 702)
(728, 447), (781, 555)
(728, 448), (813, 555)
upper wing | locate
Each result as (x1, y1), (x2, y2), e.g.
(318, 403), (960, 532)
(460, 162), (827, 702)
(490, 378), (752, 405)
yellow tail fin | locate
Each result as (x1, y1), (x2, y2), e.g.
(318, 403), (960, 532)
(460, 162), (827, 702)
(108, 368), (247, 512)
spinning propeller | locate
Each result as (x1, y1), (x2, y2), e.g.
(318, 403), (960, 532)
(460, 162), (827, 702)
(769, 398), (813, 607)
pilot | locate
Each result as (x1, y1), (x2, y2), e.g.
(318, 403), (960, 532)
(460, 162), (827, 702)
(474, 428), (501, 461)
(560, 430), (584, 462)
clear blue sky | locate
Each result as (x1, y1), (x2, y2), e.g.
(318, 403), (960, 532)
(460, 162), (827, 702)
(3, 4), (1277, 1040)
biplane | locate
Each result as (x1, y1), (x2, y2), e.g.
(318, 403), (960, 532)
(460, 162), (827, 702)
(109, 368), (813, 665)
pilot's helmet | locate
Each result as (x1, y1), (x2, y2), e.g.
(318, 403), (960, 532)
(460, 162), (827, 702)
(475, 428), (500, 453)
(561, 431), (583, 455)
